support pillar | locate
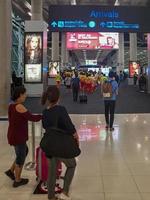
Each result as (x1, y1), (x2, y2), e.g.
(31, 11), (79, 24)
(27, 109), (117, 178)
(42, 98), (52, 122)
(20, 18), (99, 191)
(117, 33), (124, 72)
(0, 0), (12, 116)
(31, 0), (43, 20)
(61, 33), (69, 70)
(24, 0), (48, 96)
(147, 34), (150, 93)
(52, 32), (59, 61)
(130, 33), (137, 61)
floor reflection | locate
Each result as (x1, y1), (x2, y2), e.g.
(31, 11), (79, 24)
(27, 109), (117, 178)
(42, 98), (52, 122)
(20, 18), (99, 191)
(78, 124), (119, 142)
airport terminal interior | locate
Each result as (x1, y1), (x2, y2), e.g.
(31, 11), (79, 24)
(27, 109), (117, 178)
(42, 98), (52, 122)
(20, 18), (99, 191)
(1, 0), (150, 200)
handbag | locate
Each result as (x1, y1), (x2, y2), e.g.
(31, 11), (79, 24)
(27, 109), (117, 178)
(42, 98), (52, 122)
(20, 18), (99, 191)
(40, 127), (81, 159)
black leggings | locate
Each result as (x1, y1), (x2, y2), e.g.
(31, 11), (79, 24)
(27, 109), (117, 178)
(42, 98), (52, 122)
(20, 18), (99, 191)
(14, 143), (28, 166)
(104, 100), (116, 128)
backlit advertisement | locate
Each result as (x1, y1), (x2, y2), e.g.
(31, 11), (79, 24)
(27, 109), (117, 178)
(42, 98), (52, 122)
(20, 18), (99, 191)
(86, 60), (97, 65)
(24, 32), (43, 83)
(129, 61), (140, 78)
(49, 61), (60, 78)
(66, 32), (119, 49)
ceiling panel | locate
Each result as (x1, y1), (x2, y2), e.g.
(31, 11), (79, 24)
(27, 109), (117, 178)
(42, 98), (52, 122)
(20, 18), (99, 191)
(76, 0), (115, 5)
(44, 0), (149, 6)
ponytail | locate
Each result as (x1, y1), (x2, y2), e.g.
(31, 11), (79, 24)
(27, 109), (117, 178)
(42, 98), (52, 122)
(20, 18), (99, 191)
(41, 86), (60, 105)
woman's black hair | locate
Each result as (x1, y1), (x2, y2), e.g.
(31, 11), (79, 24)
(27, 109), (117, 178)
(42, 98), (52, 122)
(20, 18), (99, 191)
(12, 86), (26, 101)
(41, 86), (60, 105)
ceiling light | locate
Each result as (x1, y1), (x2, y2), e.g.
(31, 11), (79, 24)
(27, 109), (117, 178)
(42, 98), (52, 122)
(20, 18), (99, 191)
(71, 0), (76, 5)
(114, 0), (120, 6)
(28, 12), (32, 16)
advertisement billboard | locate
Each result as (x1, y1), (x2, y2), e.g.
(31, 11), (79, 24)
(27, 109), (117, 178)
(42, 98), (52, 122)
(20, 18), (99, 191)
(48, 61), (60, 78)
(66, 32), (119, 50)
(24, 32), (43, 83)
(129, 61), (140, 78)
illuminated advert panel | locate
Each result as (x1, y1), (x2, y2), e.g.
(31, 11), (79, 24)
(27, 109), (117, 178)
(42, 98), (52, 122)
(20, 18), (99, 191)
(66, 32), (119, 50)
(129, 61), (140, 78)
(86, 60), (97, 65)
(24, 32), (43, 83)
(48, 61), (60, 78)
(49, 6), (150, 32)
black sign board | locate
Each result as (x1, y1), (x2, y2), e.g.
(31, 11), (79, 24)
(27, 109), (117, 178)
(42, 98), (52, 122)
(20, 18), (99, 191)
(49, 5), (150, 32)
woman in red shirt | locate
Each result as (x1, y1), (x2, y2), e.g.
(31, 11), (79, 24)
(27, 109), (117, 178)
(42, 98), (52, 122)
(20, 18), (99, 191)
(5, 86), (42, 187)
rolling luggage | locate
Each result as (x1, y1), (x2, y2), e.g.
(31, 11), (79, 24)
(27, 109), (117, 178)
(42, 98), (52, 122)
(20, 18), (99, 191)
(79, 88), (87, 103)
(35, 147), (62, 193)
(79, 94), (87, 103)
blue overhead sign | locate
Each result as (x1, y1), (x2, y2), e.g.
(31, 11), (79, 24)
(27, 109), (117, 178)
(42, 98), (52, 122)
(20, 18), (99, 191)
(49, 5), (150, 32)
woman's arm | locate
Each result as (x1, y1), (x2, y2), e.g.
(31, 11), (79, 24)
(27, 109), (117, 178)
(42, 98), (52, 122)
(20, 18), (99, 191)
(16, 104), (42, 121)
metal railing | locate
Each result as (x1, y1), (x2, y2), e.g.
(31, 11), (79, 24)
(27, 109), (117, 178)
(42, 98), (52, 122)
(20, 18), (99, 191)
(24, 122), (36, 170)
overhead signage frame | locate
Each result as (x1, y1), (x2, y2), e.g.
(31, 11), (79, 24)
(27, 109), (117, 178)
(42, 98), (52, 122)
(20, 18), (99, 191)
(49, 5), (150, 32)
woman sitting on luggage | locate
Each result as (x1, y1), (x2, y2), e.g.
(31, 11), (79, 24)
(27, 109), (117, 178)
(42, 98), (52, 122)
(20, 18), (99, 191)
(6, 86), (42, 187)
(41, 86), (79, 200)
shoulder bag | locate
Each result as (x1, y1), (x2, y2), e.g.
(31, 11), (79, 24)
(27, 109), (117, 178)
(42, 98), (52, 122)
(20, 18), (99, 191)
(40, 127), (81, 159)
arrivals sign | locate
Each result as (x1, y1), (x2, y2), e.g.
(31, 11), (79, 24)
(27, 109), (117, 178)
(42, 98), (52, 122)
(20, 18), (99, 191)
(66, 32), (119, 49)
(49, 6), (150, 32)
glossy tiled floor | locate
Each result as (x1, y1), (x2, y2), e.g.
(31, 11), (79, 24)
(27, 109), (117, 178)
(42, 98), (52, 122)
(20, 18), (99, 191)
(1, 114), (150, 200)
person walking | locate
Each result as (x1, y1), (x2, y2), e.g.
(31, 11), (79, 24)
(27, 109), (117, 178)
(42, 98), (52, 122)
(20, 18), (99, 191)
(41, 86), (79, 200)
(5, 86), (42, 187)
(71, 72), (80, 102)
(103, 71), (118, 131)
(133, 72), (138, 86)
(55, 72), (61, 88)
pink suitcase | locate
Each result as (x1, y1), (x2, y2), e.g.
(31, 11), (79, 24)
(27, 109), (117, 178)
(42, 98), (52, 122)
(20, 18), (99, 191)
(35, 147), (62, 193)
(36, 147), (62, 181)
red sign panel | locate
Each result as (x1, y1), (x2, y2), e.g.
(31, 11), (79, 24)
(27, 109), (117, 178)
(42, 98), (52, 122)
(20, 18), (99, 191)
(66, 32), (119, 50)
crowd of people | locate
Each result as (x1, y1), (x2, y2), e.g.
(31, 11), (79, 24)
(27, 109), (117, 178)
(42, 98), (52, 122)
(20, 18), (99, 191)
(54, 69), (125, 103)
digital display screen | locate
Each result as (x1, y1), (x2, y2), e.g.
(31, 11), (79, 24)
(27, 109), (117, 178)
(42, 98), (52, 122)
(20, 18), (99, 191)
(101, 67), (111, 76)
(129, 61), (140, 78)
(24, 32), (43, 83)
(49, 62), (60, 78)
(86, 60), (97, 65)
(49, 6), (150, 32)
(67, 32), (119, 49)
(88, 68), (99, 72)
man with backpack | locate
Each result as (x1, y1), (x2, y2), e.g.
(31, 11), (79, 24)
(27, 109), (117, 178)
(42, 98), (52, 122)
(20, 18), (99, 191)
(102, 71), (118, 131)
